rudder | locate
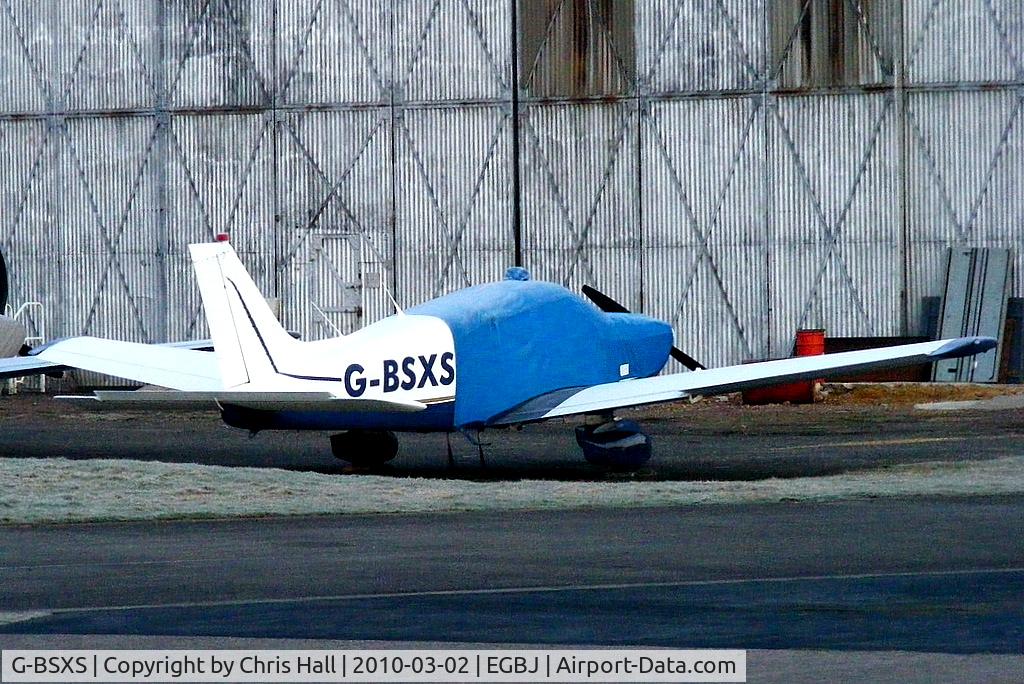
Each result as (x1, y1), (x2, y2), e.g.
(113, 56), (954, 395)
(189, 242), (297, 388)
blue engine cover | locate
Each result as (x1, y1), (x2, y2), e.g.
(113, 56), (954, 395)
(411, 280), (673, 428)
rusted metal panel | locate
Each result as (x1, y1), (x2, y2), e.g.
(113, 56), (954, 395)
(769, 0), (897, 89)
(519, 0), (635, 99)
(394, 105), (514, 306)
(905, 90), (1024, 334)
(520, 101), (640, 309)
(639, 0), (765, 95)
(395, 0), (511, 102)
(905, 0), (1024, 85)
(276, 107), (394, 337)
(277, 0), (391, 106)
(641, 96), (768, 368)
(767, 91), (901, 356)
(164, 0), (273, 109)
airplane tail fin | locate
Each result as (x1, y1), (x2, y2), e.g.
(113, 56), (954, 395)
(189, 241), (298, 388)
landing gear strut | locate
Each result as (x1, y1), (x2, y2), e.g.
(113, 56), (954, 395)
(330, 430), (399, 467)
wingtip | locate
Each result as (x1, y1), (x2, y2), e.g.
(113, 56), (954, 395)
(927, 336), (998, 360)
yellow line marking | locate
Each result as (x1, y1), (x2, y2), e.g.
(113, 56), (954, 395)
(769, 435), (1004, 452)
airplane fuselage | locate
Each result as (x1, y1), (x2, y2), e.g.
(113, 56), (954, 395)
(221, 279), (674, 433)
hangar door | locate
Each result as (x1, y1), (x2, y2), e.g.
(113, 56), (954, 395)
(308, 234), (390, 338)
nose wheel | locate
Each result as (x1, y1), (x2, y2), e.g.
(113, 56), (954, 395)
(330, 430), (399, 467)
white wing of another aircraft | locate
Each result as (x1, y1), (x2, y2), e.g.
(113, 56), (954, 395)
(33, 337), (222, 391)
(491, 337), (994, 425)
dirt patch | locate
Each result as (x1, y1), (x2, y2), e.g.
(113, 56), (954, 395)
(821, 382), (1024, 406)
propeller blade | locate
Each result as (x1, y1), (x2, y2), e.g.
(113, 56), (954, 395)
(581, 285), (706, 371)
(669, 346), (706, 372)
(581, 284), (629, 313)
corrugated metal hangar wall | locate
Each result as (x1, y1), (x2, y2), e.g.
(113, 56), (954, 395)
(0, 0), (1021, 373)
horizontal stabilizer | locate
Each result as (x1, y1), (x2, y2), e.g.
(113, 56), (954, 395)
(59, 391), (427, 413)
(34, 337), (222, 391)
(492, 336), (998, 425)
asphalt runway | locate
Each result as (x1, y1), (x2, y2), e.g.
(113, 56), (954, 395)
(2, 497), (1022, 655)
(2, 395), (1023, 681)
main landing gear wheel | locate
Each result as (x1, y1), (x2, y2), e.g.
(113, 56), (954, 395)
(575, 419), (652, 469)
(330, 430), (399, 467)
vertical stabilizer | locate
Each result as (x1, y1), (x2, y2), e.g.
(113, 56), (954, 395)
(189, 242), (297, 388)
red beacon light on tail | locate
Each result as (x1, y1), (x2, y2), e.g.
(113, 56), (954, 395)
(215, 233), (230, 242)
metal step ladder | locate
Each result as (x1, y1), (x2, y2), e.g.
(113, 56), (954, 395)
(5, 301), (45, 393)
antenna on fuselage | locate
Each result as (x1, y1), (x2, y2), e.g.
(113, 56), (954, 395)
(311, 302), (345, 337)
(385, 283), (404, 316)
(358, 235), (404, 316)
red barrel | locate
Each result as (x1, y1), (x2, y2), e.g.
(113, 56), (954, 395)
(795, 329), (825, 357)
(796, 328), (826, 387)
(742, 329), (826, 405)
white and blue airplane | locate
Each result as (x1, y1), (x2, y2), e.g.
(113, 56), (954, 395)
(1, 241), (997, 467)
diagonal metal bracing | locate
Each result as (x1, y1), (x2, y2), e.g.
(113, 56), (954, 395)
(0, 0), (55, 107)
(216, 0), (272, 102)
(649, 101), (761, 359)
(396, 115), (472, 289)
(55, 0), (104, 105)
(712, 0), (763, 83)
(640, 0), (685, 88)
(520, 115), (595, 286)
(164, 116), (271, 243)
(769, 0), (892, 84)
(1, 124), (53, 250)
(334, 0), (388, 96)
(165, 114), (275, 337)
(165, 125), (219, 240)
(520, 106), (638, 289)
(221, 119), (274, 238)
(398, 0), (443, 89)
(165, 0), (271, 105)
(768, 0), (811, 82)
(957, 95), (1024, 238)
(522, 0), (569, 91)
(904, 0), (941, 76)
(434, 112), (511, 294)
(61, 120), (161, 340)
(981, 0), (1024, 78)
(774, 95), (895, 333)
(164, 0), (215, 102)
(561, 108), (632, 286)
(279, 113), (390, 266)
(584, 0), (634, 89)
(455, 0), (509, 90)
(108, 0), (161, 103)
(906, 0), (1023, 80)
(906, 91), (1024, 244)
(276, 0), (326, 98)
(642, 0), (763, 94)
(846, 0), (894, 77)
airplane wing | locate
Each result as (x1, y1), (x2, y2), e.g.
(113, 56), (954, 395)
(29, 337), (222, 391)
(491, 336), (997, 425)
(0, 338), (215, 382)
(0, 355), (66, 380)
